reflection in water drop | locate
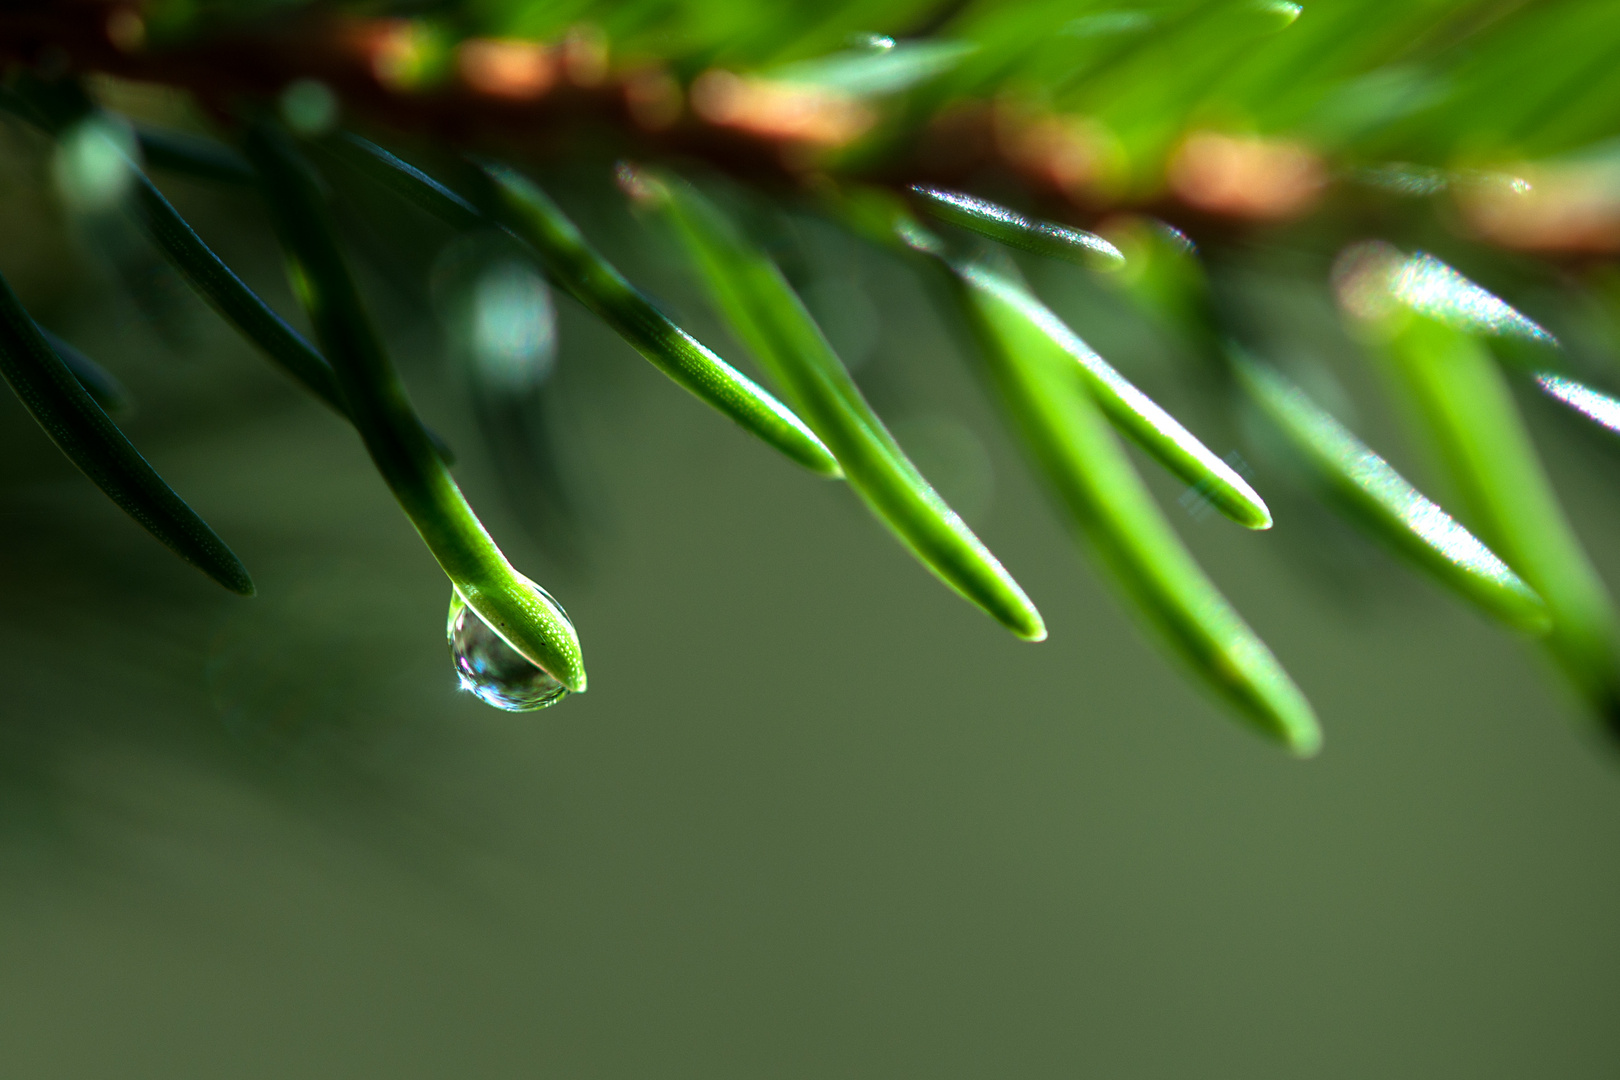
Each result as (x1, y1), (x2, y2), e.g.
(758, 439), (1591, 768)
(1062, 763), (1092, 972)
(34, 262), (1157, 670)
(448, 586), (570, 711)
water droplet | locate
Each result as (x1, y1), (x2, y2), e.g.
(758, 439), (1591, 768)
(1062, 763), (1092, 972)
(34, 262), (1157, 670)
(447, 584), (570, 711)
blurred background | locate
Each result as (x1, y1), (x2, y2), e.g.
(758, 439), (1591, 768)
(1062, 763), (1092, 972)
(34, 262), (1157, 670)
(2, 6), (1620, 1075)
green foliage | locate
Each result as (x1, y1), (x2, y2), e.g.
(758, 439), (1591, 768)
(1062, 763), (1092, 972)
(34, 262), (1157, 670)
(911, 187), (1126, 271)
(651, 173), (1047, 642)
(245, 119), (586, 692)
(954, 259), (1319, 754)
(1382, 314), (1620, 716)
(1, 0), (1618, 748)
(1231, 349), (1550, 635)
(481, 162), (842, 477)
(0, 270), (253, 595)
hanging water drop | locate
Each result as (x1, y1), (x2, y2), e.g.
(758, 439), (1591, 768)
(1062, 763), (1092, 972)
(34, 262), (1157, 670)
(447, 583), (571, 711)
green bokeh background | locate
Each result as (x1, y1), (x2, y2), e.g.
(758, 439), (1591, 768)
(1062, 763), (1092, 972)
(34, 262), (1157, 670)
(0, 120), (1618, 1079)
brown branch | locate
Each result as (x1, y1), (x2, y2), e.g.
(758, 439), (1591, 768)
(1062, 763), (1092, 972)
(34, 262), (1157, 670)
(1, 1), (1612, 266)
(1, 3), (803, 184)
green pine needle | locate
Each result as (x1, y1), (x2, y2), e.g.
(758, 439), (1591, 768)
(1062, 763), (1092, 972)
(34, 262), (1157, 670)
(244, 120), (585, 692)
(481, 163), (842, 479)
(911, 186), (1126, 271)
(39, 327), (131, 416)
(129, 170), (351, 417)
(324, 133), (483, 231)
(652, 173), (1048, 643)
(136, 126), (255, 185)
(962, 262), (1271, 530)
(1381, 314), (1620, 724)
(319, 134), (839, 478)
(956, 261), (1319, 755)
(1233, 349), (1550, 635)
(0, 271), (253, 596)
